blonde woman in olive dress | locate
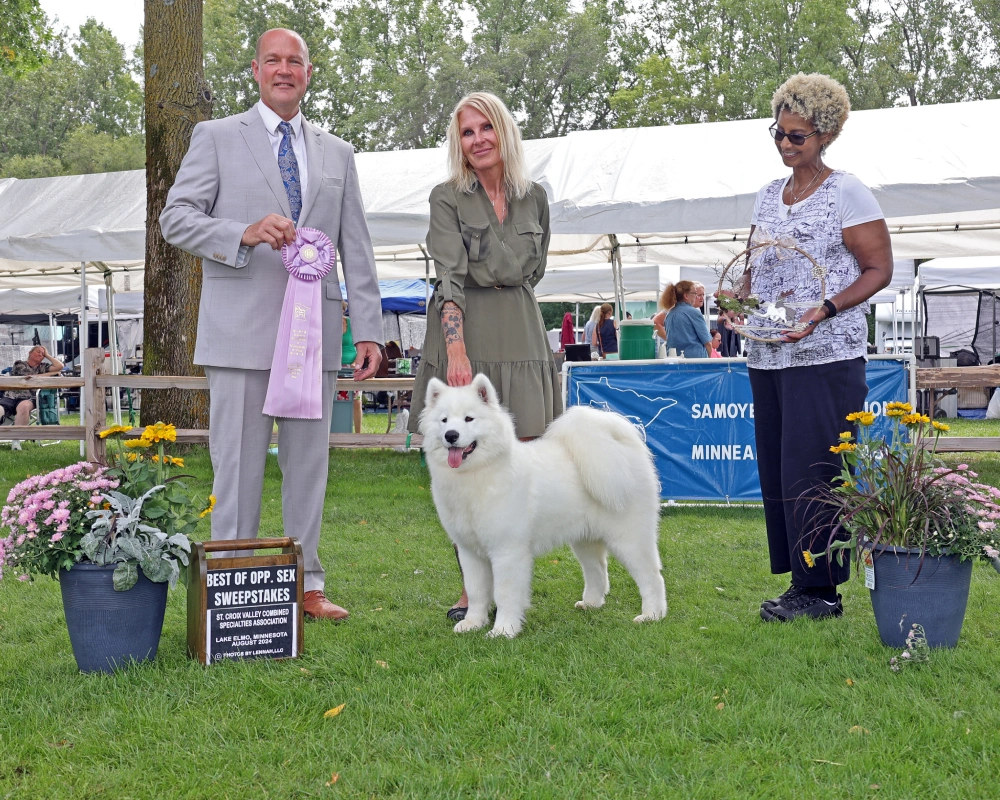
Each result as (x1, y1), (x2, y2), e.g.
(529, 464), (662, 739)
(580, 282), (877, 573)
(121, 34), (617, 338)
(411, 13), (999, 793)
(409, 91), (562, 621)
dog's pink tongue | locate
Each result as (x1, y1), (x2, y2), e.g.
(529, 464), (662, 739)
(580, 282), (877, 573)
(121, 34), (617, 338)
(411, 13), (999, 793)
(447, 447), (464, 469)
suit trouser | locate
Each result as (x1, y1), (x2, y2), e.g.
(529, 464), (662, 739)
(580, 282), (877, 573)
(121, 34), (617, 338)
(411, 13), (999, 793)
(205, 367), (337, 593)
(748, 358), (867, 588)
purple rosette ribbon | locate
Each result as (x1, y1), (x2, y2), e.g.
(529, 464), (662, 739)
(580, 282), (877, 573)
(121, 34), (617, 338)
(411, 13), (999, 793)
(263, 227), (335, 419)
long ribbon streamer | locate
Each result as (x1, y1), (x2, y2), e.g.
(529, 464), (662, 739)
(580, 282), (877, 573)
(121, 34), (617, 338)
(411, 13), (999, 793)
(263, 228), (335, 419)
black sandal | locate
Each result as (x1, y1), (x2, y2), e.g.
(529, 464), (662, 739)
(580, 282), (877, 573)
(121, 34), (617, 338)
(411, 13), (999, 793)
(446, 606), (468, 622)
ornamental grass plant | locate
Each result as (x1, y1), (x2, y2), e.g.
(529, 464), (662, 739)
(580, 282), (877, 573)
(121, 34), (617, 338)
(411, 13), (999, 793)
(808, 402), (1000, 571)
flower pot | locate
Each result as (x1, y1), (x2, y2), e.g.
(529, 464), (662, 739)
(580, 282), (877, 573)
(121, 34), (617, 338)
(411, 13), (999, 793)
(868, 544), (973, 649)
(59, 562), (168, 673)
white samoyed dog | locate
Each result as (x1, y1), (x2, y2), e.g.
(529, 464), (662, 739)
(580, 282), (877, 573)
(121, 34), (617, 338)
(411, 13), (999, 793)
(420, 374), (667, 638)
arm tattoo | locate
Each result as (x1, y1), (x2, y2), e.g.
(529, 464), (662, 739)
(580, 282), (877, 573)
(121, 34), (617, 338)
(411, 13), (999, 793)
(441, 301), (464, 346)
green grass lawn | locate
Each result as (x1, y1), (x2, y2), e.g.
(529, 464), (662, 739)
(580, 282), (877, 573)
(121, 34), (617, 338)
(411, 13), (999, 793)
(1, 434), (1000, 798)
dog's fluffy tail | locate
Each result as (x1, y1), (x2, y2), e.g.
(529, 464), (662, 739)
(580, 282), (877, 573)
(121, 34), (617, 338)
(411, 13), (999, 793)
(545, 406), (657, 513)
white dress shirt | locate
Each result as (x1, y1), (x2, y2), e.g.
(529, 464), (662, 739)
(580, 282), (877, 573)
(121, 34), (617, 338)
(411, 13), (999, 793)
(236, 101), (310, 266)
(255, 100), (309, 201)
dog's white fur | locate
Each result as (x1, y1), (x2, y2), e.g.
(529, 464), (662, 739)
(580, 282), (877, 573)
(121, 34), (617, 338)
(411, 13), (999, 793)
(420, 374), (667, 638)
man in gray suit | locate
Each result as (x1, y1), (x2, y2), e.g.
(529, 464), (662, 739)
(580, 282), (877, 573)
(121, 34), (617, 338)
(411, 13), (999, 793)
(160, 28), (383, 620)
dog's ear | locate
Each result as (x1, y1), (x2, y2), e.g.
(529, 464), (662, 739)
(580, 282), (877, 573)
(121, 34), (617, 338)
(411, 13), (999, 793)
(471, 373), (498, 406)
(425, 377), (446, 408)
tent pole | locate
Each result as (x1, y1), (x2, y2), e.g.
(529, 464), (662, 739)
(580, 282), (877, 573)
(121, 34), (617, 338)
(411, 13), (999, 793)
(47, 312), (56, 358)
(105, 272), (122, 426)
(608, 234), (624, 338)
(574, 302), (579, 342)
(79, 263), (87, 457)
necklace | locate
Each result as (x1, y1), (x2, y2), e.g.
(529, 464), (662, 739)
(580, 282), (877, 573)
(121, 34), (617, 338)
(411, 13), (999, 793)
(484, 184), (506, 221)
(788, 164), (826, 206)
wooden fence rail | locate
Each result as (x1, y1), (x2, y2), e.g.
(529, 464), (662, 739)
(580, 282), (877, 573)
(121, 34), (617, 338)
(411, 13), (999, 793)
(0, 348), (422, 461)
(1, 351), (998, 458)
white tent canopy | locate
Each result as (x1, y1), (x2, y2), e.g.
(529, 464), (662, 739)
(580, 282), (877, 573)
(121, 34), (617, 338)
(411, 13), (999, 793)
(0, 99), (997, 280)
(918, 256), (1000, 290)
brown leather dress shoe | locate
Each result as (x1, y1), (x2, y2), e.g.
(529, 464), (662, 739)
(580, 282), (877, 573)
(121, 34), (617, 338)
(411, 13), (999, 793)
(303, 590), (349, 621)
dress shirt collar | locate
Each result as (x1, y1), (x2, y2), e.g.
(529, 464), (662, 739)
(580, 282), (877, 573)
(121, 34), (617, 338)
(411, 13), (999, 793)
(256, 100), (304, 138)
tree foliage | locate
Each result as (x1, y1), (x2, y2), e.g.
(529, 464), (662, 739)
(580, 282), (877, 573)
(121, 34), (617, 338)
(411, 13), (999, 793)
(0, 0), (51, 75)
(0, 20), (143, 177)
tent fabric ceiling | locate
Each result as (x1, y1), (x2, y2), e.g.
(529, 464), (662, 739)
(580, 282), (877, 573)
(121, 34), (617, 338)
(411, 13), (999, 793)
(0, 99), (997, 286)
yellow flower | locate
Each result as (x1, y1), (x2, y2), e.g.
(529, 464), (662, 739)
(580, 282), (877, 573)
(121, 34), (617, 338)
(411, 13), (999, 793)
(141, 422), (177, 443)
(151, 454), (160, 463)
(885, 408), (906, 417)
(99, 424), (133, 439)
(858, 412), (875, 426)
(169, 456), (185, 468)
(830, 442), (857, 454)
(199, 495), (216, 518)
(838, 431), (853, 441)
(803, 551), (816, 568)
(125, 452), (142, 462)
(845, 411), (863, 422)
(901, 413), (930, 426)
(123, 439), (152, 449)
(932, 421), (950, 432)
(885, 401), (913, 412)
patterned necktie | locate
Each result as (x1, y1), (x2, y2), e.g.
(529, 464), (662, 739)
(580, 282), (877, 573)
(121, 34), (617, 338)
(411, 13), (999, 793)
(277, 120), (302, 225)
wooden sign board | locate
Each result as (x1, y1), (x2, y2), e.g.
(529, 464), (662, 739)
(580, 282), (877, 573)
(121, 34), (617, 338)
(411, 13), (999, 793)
(187, 537), (304, 665)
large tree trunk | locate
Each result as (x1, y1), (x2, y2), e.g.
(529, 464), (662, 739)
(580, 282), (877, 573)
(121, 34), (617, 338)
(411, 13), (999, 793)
(143, 0), (212, 428)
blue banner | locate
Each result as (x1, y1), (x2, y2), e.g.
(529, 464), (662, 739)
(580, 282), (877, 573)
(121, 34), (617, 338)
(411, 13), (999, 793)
(565, 358), (909, 501)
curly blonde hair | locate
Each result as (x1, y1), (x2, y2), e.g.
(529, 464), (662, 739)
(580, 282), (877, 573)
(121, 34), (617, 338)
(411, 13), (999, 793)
(446, 92), (533, 200)
(771, 73), (851, 150)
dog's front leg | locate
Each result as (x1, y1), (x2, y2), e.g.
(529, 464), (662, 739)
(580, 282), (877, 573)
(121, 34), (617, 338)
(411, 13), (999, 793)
(452, 544), (492, 633)
(487, 550), (533, 638)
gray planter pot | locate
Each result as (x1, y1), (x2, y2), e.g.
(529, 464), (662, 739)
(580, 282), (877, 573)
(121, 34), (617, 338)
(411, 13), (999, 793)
(59, 562), (168, 673)
(869, 544), (972, 649)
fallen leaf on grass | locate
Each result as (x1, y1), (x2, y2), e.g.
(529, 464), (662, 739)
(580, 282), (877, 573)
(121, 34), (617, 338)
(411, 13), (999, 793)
(812, 759), (844, 766)
(715, 703), (725, 710)
(715, 586), (725, 592)
(375, 660), (388, 669)
(300, 668), (313, 676)
(373, 607), (383, 612)
(326, 773), (340, 786)
(380, 573), (388, 578)
(849, 725), (870, 735)
(359, 520), (367, 525)
(324, 704), (346, 718)
(870, 785), (880, 790)
(413, 569), (423, 574)
(846, 679), (855, 687)
(46, 740), (73, 749)
(550, 559), (559, 564)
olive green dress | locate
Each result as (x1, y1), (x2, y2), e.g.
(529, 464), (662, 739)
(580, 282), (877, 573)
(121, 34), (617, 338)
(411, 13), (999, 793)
(408, 180), (562, 438)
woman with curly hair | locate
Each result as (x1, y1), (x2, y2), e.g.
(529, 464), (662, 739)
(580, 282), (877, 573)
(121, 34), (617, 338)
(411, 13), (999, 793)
(746, 73), (893, 622)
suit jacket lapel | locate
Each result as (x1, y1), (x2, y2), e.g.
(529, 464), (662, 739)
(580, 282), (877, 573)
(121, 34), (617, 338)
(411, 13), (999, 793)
(239, 109), (292, 219)
(298, 119), (325, 226)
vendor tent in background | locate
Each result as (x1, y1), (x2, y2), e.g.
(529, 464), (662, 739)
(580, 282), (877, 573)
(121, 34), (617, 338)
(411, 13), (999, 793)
(0, 99), (997, 426)
(916, 256), (1000, 364)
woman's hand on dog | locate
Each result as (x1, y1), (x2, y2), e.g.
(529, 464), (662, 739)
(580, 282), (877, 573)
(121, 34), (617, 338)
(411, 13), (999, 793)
(447, 349), (474, 386)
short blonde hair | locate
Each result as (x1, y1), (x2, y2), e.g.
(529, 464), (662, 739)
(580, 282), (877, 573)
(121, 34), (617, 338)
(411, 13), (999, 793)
(446, 92), (533, 200)
(771, 73), (851, 149)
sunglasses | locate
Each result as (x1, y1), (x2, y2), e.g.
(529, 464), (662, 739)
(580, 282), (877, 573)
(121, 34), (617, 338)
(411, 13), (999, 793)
(768, 122), (820, 146)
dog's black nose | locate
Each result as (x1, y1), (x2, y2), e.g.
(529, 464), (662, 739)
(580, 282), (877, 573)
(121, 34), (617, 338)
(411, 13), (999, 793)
(444, 430), (459, 445)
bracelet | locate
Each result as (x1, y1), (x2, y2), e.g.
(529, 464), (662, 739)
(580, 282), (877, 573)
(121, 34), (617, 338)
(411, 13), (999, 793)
(823, 299), (838, 319)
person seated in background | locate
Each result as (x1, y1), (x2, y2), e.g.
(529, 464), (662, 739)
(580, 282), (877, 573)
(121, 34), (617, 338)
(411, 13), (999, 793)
(1, 345), (63, 449)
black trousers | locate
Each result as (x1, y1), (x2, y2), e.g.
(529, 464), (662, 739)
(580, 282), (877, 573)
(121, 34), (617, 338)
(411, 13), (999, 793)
(749, 358), (868, 588)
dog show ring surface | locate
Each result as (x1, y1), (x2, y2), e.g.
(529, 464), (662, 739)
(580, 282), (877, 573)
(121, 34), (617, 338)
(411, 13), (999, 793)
(563, 356), (911, 501)
(618, 319), (656, 361)
(187, 538), (304, 665)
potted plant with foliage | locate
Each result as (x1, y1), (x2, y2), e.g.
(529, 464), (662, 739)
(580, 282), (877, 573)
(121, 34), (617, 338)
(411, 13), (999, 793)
(806, 402), (1000, 648)
(0, 422), (213, 673)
